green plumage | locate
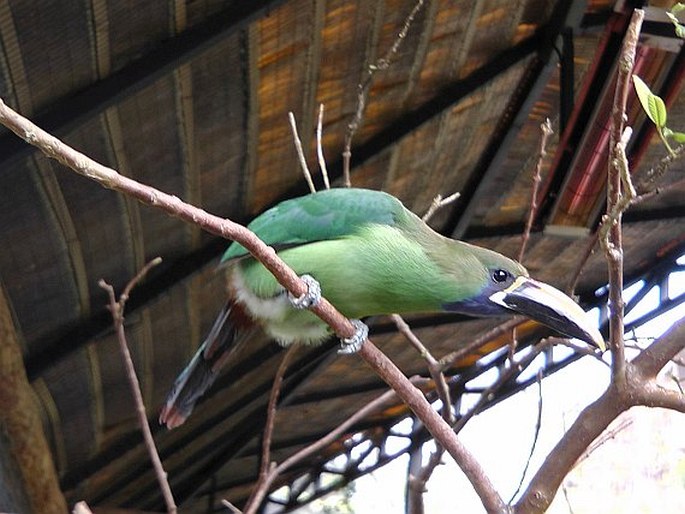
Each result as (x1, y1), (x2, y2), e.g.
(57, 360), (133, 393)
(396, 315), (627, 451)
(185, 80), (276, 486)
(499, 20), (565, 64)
(223, 188), (527, 343)
(161, 187), (603, 428)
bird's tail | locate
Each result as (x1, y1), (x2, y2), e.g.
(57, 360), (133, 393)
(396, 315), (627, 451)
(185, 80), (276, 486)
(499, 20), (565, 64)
(159, 301), (254, 429)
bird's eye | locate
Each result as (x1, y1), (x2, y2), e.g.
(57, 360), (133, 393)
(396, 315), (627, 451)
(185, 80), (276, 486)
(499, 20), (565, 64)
(492, 269), (510, 283)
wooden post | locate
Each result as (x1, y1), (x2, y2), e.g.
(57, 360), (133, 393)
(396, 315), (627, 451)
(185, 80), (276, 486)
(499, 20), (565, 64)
(0, 285), (68, 514)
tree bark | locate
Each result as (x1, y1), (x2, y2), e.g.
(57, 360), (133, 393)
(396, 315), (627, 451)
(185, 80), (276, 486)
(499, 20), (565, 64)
(0, 285), (68, 514)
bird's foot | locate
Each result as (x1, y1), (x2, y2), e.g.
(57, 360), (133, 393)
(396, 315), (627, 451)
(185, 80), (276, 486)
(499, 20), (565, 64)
(338, 319), (368, 354)
(288, 274), (322, 309)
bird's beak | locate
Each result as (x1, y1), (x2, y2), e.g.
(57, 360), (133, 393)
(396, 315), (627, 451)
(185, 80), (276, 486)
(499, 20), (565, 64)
(489, 276), (605, 351)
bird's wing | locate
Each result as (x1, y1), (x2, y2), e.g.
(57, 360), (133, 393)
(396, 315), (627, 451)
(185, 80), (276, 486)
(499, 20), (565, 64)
(221, 188), (406, 263)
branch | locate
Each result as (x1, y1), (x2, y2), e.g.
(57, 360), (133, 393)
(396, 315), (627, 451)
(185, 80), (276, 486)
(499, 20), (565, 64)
(513, 382), (626, 514)
(241, 346), (299, 514)
(603, 9), (644, 385)
(439, 317), (524, 370)
(342, 0), (426, 185)
(98, 258), (177, 514)
(514, 318), (685, 513)
(0, 98), (505, 513)
(631, 317), (685, 378)
(316, 104), (331, 190)
(288, 112), (316, 193)
(421, 190), (461, 223)
(518, 119), (553, 263)
(359, 342), (506, 512)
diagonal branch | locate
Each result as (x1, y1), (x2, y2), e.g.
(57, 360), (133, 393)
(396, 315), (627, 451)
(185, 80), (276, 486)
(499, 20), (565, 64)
(631, 316), (685, 378)
(0, 98), (506, 514)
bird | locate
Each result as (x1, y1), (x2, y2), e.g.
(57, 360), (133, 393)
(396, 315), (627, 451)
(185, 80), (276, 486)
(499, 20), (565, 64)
(160, 187), (604, 428)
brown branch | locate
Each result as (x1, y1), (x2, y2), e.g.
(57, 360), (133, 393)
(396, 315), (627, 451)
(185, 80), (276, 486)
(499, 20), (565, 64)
(439, 317), (524, 370)
(98, 258), (177, 514)
(631, 317), (685, 378)
(391, 315), (453, 423)
(604, 9), (644, 385)
(0, 98), (507, 513)
(515, 9), (656, 513)
(238, 376), (430, 511)
(316, 104), (331, 190)
(509, 370), (544, 503)
(342, 0), (426, 185)
(519, 118), (553, 263)
(242, 346), (299, 514)
(513, 318), (684, 513)
(421, 190), (461, 223)
(288, 112), (316, 193)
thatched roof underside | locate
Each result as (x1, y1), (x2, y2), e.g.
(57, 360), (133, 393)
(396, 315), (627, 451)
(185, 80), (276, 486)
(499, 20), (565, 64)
(0, 0), (683, 512)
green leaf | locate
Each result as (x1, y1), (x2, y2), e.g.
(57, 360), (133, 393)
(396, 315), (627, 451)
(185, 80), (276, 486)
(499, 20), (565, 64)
(676, 23), (685, 39)
(632, 75), (668, 128)
(672, 3), (685, 15)
(663, 127), (685, 143)
(667, 11), (685, 39)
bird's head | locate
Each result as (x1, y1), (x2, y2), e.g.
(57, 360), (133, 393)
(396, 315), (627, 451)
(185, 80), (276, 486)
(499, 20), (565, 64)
(441, 243), (605, 351)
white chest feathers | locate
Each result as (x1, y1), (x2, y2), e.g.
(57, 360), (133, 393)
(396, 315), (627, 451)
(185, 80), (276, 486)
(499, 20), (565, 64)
(229, 269), (330, 345)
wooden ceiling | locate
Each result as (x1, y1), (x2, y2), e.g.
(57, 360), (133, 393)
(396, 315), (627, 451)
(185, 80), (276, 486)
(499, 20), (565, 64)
(0, 0), (683, 512)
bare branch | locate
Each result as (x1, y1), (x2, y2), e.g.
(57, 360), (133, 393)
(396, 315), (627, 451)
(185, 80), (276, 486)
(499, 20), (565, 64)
(422, 190), (461, 223)
(288, 112), (316, 193)
(72, 502), (94, 514)
(510, 371), (544, 503)
(631, 317), (685, 378)
(316, 104), (330, 190)
(0, 96), (506, 513)
(342, 0), (426, 185)
(604, 9), (644, 386)
(221, 499), (243, 514)
(98, 259), (177, 514)
(259, 345), (297, 488)
(519, 118), (553, 263)
(439, 317), (524, 370)
(635, 382), (685, 413)
(391, 314), (453, 423)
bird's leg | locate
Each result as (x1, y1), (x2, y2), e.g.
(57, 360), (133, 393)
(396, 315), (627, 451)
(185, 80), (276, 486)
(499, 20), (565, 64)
(287, 274), (322, 309)
(338, 319), (369, 354)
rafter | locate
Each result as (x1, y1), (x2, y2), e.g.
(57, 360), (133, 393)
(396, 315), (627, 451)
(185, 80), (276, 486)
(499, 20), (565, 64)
(0, 0), (287, 170)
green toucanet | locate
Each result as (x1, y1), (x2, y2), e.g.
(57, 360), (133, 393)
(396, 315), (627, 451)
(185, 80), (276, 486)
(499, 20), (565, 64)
(160, 188), (603, 428)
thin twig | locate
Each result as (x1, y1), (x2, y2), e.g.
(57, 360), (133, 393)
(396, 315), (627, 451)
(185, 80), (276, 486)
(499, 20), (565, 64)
(221, 498), (243, 514)
(236, 376), (429, 511)
(421, 190), (461, 223)
(342, 0), (426, 185)
(288, 111), (316, 194)
(316, 104), (330, 190)
(72, 501), (94, 514)
(509, 370), (544, 503)
(519, 118), (553, 263)
(254, 345), (297, 494)
(453, 342), (549, 434)
(391, 315), (453, 422)
(98, 258), (177, 514)
(439, 317), (524, 371)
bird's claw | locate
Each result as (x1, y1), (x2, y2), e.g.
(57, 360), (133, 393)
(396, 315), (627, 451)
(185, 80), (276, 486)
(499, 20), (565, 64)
(338, 319), (368, 354)
(288, 274), (322, 309)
